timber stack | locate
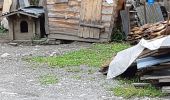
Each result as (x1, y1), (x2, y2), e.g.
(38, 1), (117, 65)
(137, 48), (170, 94)
(127, 21), (170, 44)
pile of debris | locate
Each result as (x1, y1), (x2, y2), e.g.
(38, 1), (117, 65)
(127, 21), (170, 44)
(137, 48), (170, 93)
(100, 36), (170, 93)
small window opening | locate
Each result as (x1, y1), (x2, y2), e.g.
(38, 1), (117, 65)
(20, 21), (28, 33)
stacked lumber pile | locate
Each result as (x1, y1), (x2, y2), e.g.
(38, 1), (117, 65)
(136, 48), (170, 93)
(127, 21), (170, 44)
(100, 47), (170, 93)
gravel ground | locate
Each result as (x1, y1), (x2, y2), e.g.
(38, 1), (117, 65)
(0, 42), (118, 100)
(0, 42), (169, 100)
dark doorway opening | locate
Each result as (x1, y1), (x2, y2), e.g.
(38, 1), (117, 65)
(20, 20), (28, 33)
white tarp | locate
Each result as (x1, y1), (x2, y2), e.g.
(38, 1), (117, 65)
(1, 0), (12, 29)
(106, 0), (113, 4)
(107, 36), (170, 79)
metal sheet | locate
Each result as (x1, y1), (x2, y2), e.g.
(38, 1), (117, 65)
(136, 3), (164, 25)
(137, 54), (170, 69)
(2, 6), (44, 18)
(21, 6), (44, 16)
(107, 35), (170, 79)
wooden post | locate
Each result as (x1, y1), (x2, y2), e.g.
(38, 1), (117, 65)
(8, 17), (14, 40)
(39, 0), (49, 35)
(166, 12), (170, 35)
(125, 3), (131, 36)
(144, 1), (147, 24)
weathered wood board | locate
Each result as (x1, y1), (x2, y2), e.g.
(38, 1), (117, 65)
(136, 3), (164, 25)
(120, 10), (130, 36)
(162, 86), (170, 93)
(78, 0), (102, 39)
(47, 0), (117, 42)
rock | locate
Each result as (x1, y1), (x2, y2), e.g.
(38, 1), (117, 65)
(49, 52), (58, 57)
(47, 39), (61, 45)
(8, 43), (18, 46)
(1, 53), (10, 58)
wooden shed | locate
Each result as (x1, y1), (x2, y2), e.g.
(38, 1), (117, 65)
(2, 6), (45, 40)
(46, 0), (118, 42)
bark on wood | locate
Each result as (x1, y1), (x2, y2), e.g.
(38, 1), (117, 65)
(127, 21), (170, 44)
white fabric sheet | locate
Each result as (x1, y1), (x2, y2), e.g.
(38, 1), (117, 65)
(106, 0), (113, 4)
(107, 36), (170, 79)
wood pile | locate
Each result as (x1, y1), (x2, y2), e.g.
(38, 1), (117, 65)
(127, 21), (170, 44)
(136, 48), (170, 94)
(100, 48), (170, 93)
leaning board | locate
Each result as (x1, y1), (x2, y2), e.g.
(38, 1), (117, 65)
(136, 3), (164, 25)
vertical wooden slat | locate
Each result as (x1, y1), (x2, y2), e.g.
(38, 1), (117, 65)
(83, 0), (92, 38)
(92, 0), (102, 39)
(78, 0), (102, 39)
(164, 0), (170, 12)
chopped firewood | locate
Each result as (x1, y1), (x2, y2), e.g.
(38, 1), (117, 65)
(131, 27), (140, 32)
(127, 21), (170, 44)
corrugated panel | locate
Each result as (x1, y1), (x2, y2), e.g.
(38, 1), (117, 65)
(2, 6), (44, 18)
(137, 54), (170, 69)
(21, 6), (44, 16)
(136, 3), (164, 25)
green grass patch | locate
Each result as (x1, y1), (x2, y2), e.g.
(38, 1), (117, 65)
(39, 74), (59, 85)
(0, 25), (8, 34)
(112, 78), (166, 98)
(30, 43), (130, 68)
(113, 85), (165, 98)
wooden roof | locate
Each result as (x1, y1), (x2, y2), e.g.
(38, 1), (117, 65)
(2, 6), (44, 18)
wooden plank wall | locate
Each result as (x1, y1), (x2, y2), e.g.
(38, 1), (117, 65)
(47, 0), (116, 42)
(47, 0), (80, 36)
(0, 0), (3, 21)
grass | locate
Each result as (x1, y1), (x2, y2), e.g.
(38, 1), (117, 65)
(113, 85), (165, 98)
(111, 78), (167, 98)
(39, 74), (59, 85)
(0, 25), (8, 34)
(30, 43), (130, 68)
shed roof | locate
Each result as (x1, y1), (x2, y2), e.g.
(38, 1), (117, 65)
(2, 6), (44, 18)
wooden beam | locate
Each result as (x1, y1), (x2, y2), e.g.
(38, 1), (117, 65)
(159, 79), (170, 83)
(141, 75), (170, 80)
(80, 23), (105, 29)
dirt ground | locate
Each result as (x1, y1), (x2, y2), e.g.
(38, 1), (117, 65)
(0, 42), (169, 100)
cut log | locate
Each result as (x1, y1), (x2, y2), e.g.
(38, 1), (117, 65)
(127, 20), (170, 44)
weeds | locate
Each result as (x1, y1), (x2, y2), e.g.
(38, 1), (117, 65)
(30, 43), (130, 68)
(39, 74), (59, 85)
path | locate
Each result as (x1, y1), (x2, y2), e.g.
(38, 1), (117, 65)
(0, 42), (121, 100)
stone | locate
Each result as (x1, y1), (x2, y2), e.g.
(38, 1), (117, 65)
(8, 42), (18, 46)
(1, 53), (10, 58)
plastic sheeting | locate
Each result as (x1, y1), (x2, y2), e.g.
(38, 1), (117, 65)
(106, 0), (113, 4)
(1, 0), (12, 29)
(107, 36), (170, 79)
